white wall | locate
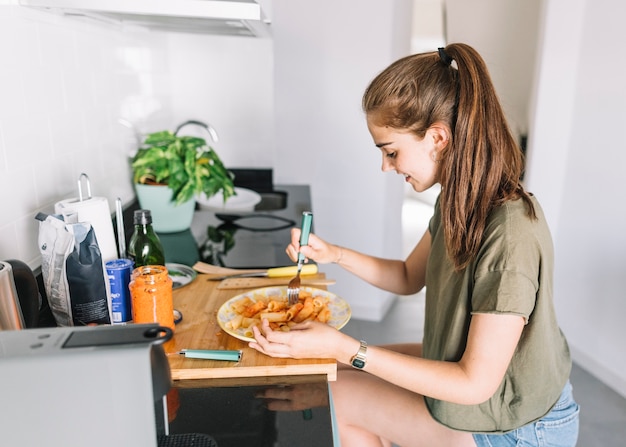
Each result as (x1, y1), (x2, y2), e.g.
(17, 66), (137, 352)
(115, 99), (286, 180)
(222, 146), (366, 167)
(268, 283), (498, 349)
(411, 0), (445, 53)
(166, 33), (275, 168)
(526, 0), (626, 397)
(140, 1), (414, 322)
(0, 5), (172, 270)
(271, 0), (413, 320)
(445, 0), (542, 140)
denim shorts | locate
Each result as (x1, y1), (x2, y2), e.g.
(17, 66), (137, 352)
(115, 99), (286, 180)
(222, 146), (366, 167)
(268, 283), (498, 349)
(472, 382), (579, 447)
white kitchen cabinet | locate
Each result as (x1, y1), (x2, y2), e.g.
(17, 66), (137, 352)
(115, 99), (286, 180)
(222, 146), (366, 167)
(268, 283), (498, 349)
(19, 0), (272, 36)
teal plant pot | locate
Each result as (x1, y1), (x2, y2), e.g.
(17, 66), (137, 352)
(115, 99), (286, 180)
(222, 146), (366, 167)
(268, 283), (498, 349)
(134, 183), (196, 233)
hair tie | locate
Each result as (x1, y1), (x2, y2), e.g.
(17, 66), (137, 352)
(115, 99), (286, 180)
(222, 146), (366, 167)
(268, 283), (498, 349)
(438, 47), (453, 66)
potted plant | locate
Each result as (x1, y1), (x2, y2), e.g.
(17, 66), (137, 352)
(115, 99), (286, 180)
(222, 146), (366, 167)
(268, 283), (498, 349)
(131, 127), (235, 233)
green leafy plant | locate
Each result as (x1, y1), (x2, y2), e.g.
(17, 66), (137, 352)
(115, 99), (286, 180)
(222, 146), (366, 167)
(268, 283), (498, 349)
(131, 130), (235, 205)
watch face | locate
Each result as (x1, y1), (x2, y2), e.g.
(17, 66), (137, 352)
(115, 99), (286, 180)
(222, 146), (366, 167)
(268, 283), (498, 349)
(352, 358), (366, 369)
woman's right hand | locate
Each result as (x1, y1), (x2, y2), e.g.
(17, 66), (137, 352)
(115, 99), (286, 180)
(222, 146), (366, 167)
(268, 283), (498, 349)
(288, 227), (430, 296)
(286, 228), (341, 265)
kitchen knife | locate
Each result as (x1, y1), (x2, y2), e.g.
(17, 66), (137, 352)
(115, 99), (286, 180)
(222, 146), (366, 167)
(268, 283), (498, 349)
(207, 263), (318, 281)
(216, 276), (335, 290)
(193, 262), (264, 276)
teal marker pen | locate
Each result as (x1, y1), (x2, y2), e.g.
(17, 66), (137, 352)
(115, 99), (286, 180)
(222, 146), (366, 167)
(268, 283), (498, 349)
(178, 349), (242, 362)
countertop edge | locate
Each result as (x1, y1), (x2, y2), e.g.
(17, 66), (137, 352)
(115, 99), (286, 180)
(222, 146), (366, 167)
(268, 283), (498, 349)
(171, 362), (337, 382)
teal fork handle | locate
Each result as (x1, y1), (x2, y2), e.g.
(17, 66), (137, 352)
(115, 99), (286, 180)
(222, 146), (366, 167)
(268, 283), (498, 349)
(297, 211), (313, 266)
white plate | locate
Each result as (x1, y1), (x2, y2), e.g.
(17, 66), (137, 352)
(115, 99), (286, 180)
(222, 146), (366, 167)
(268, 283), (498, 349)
(196, 187), (262, 212)
(217, 286), (352, 342)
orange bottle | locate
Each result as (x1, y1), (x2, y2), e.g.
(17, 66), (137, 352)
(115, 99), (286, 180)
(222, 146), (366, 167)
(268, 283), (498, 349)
(129, 265), (174, 331)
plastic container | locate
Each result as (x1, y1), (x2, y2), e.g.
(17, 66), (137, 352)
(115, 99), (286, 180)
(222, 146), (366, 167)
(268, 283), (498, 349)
(129, 265), (174, 331)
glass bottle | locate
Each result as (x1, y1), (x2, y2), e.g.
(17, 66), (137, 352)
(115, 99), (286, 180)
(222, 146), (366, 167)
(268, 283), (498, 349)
(128, 209), (165, 267)
(129, 265), (174, 331)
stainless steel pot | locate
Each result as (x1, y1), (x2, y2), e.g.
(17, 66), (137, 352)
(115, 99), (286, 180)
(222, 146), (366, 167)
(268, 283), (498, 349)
(0, 261), (25, 330)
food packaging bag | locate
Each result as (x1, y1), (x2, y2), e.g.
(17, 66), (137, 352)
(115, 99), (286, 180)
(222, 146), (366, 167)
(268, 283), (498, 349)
(36, 213), (112, 326)
(55, 196), (117, 263)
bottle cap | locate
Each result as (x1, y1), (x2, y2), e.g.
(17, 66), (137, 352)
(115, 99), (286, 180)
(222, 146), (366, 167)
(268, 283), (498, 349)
(134, 209), (153, 225)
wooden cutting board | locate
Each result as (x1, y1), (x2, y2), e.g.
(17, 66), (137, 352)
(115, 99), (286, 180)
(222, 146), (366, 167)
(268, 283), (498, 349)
(167, 272), (337, 383)
(217, 276), (335, 290)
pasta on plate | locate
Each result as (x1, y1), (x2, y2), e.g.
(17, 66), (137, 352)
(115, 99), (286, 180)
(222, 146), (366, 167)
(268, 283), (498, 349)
(217, 286), (351, 342)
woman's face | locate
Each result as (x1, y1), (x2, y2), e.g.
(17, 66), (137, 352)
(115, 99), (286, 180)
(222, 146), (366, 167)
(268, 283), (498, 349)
(366, 117), (442, 193)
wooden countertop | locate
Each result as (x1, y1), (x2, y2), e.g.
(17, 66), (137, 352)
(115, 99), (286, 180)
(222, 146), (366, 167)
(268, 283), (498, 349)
(166, 272), (337, 382)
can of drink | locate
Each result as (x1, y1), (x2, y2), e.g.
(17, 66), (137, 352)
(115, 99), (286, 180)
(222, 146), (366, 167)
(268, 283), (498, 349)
(105, 258), (134, 324)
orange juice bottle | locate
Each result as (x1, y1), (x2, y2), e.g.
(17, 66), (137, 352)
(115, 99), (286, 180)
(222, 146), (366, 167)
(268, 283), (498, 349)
(129, 265), (174, 331)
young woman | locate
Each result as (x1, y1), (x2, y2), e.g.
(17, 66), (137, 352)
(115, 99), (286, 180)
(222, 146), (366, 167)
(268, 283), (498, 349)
(249, 43), (579, 447)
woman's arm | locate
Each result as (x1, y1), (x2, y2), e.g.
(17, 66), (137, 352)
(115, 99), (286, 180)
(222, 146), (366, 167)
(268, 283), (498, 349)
(288, 229), (431, 296)
(360, 313), (525, 404)
(251, 312), (524, 405)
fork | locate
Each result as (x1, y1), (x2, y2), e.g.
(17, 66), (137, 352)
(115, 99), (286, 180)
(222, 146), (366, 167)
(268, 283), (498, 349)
(287, 211), (313, 305)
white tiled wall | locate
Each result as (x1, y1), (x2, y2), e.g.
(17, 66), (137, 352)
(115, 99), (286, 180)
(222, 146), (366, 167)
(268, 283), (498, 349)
(0, 6), (173, 269)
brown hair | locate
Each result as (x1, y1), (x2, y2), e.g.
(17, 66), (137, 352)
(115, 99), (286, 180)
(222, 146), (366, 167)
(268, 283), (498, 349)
(363, 43), (535, 271)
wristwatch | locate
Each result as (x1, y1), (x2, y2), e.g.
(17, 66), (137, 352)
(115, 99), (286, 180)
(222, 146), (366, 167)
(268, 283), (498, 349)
(350, 340), (368, 369)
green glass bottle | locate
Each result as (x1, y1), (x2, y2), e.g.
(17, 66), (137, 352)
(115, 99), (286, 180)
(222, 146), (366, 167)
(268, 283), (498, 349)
(128, 209), (166, 267)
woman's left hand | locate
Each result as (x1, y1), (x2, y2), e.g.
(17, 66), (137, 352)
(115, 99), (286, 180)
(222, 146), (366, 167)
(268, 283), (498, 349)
(249, 319), (346, 360)
(255, 381), (329, 411)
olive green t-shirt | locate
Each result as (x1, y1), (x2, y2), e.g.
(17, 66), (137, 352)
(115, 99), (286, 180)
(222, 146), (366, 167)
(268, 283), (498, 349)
(423, 195), (571, 433)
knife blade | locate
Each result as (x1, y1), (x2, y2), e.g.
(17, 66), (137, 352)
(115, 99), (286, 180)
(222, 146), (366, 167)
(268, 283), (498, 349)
(216, 276), (335, 290)
(207, 263), (318, 280)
